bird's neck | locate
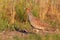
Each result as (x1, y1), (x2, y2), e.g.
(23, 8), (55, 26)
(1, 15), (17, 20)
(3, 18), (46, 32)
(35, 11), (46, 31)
(28, 12), (34, 21)
(28, 12), (33, 16)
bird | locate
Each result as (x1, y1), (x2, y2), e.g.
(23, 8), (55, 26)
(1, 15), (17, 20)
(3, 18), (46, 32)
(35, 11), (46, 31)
(26, 8), (51, 33)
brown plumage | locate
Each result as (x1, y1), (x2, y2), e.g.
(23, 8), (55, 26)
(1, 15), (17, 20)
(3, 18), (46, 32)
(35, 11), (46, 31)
(26, 8), (54, 32)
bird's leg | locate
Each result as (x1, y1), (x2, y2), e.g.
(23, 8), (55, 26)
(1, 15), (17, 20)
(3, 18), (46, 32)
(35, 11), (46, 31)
(32, 28), (45, 34)
(55, 29), (59, 32)
(32, 28), (40, 33)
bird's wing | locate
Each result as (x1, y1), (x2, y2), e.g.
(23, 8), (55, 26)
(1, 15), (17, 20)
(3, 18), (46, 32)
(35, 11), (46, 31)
(32, 17), (50, 28)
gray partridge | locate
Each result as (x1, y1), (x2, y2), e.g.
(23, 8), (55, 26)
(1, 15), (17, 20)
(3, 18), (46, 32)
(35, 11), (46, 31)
(26, 8), (56, 33)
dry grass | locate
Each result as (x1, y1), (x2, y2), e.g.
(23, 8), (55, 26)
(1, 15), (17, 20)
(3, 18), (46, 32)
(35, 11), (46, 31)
(0, 0), (60, 40)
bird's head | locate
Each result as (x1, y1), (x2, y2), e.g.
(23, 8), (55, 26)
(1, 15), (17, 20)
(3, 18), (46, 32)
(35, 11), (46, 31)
(25, 8), (33, 16)
(26, 8), (31, 13)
